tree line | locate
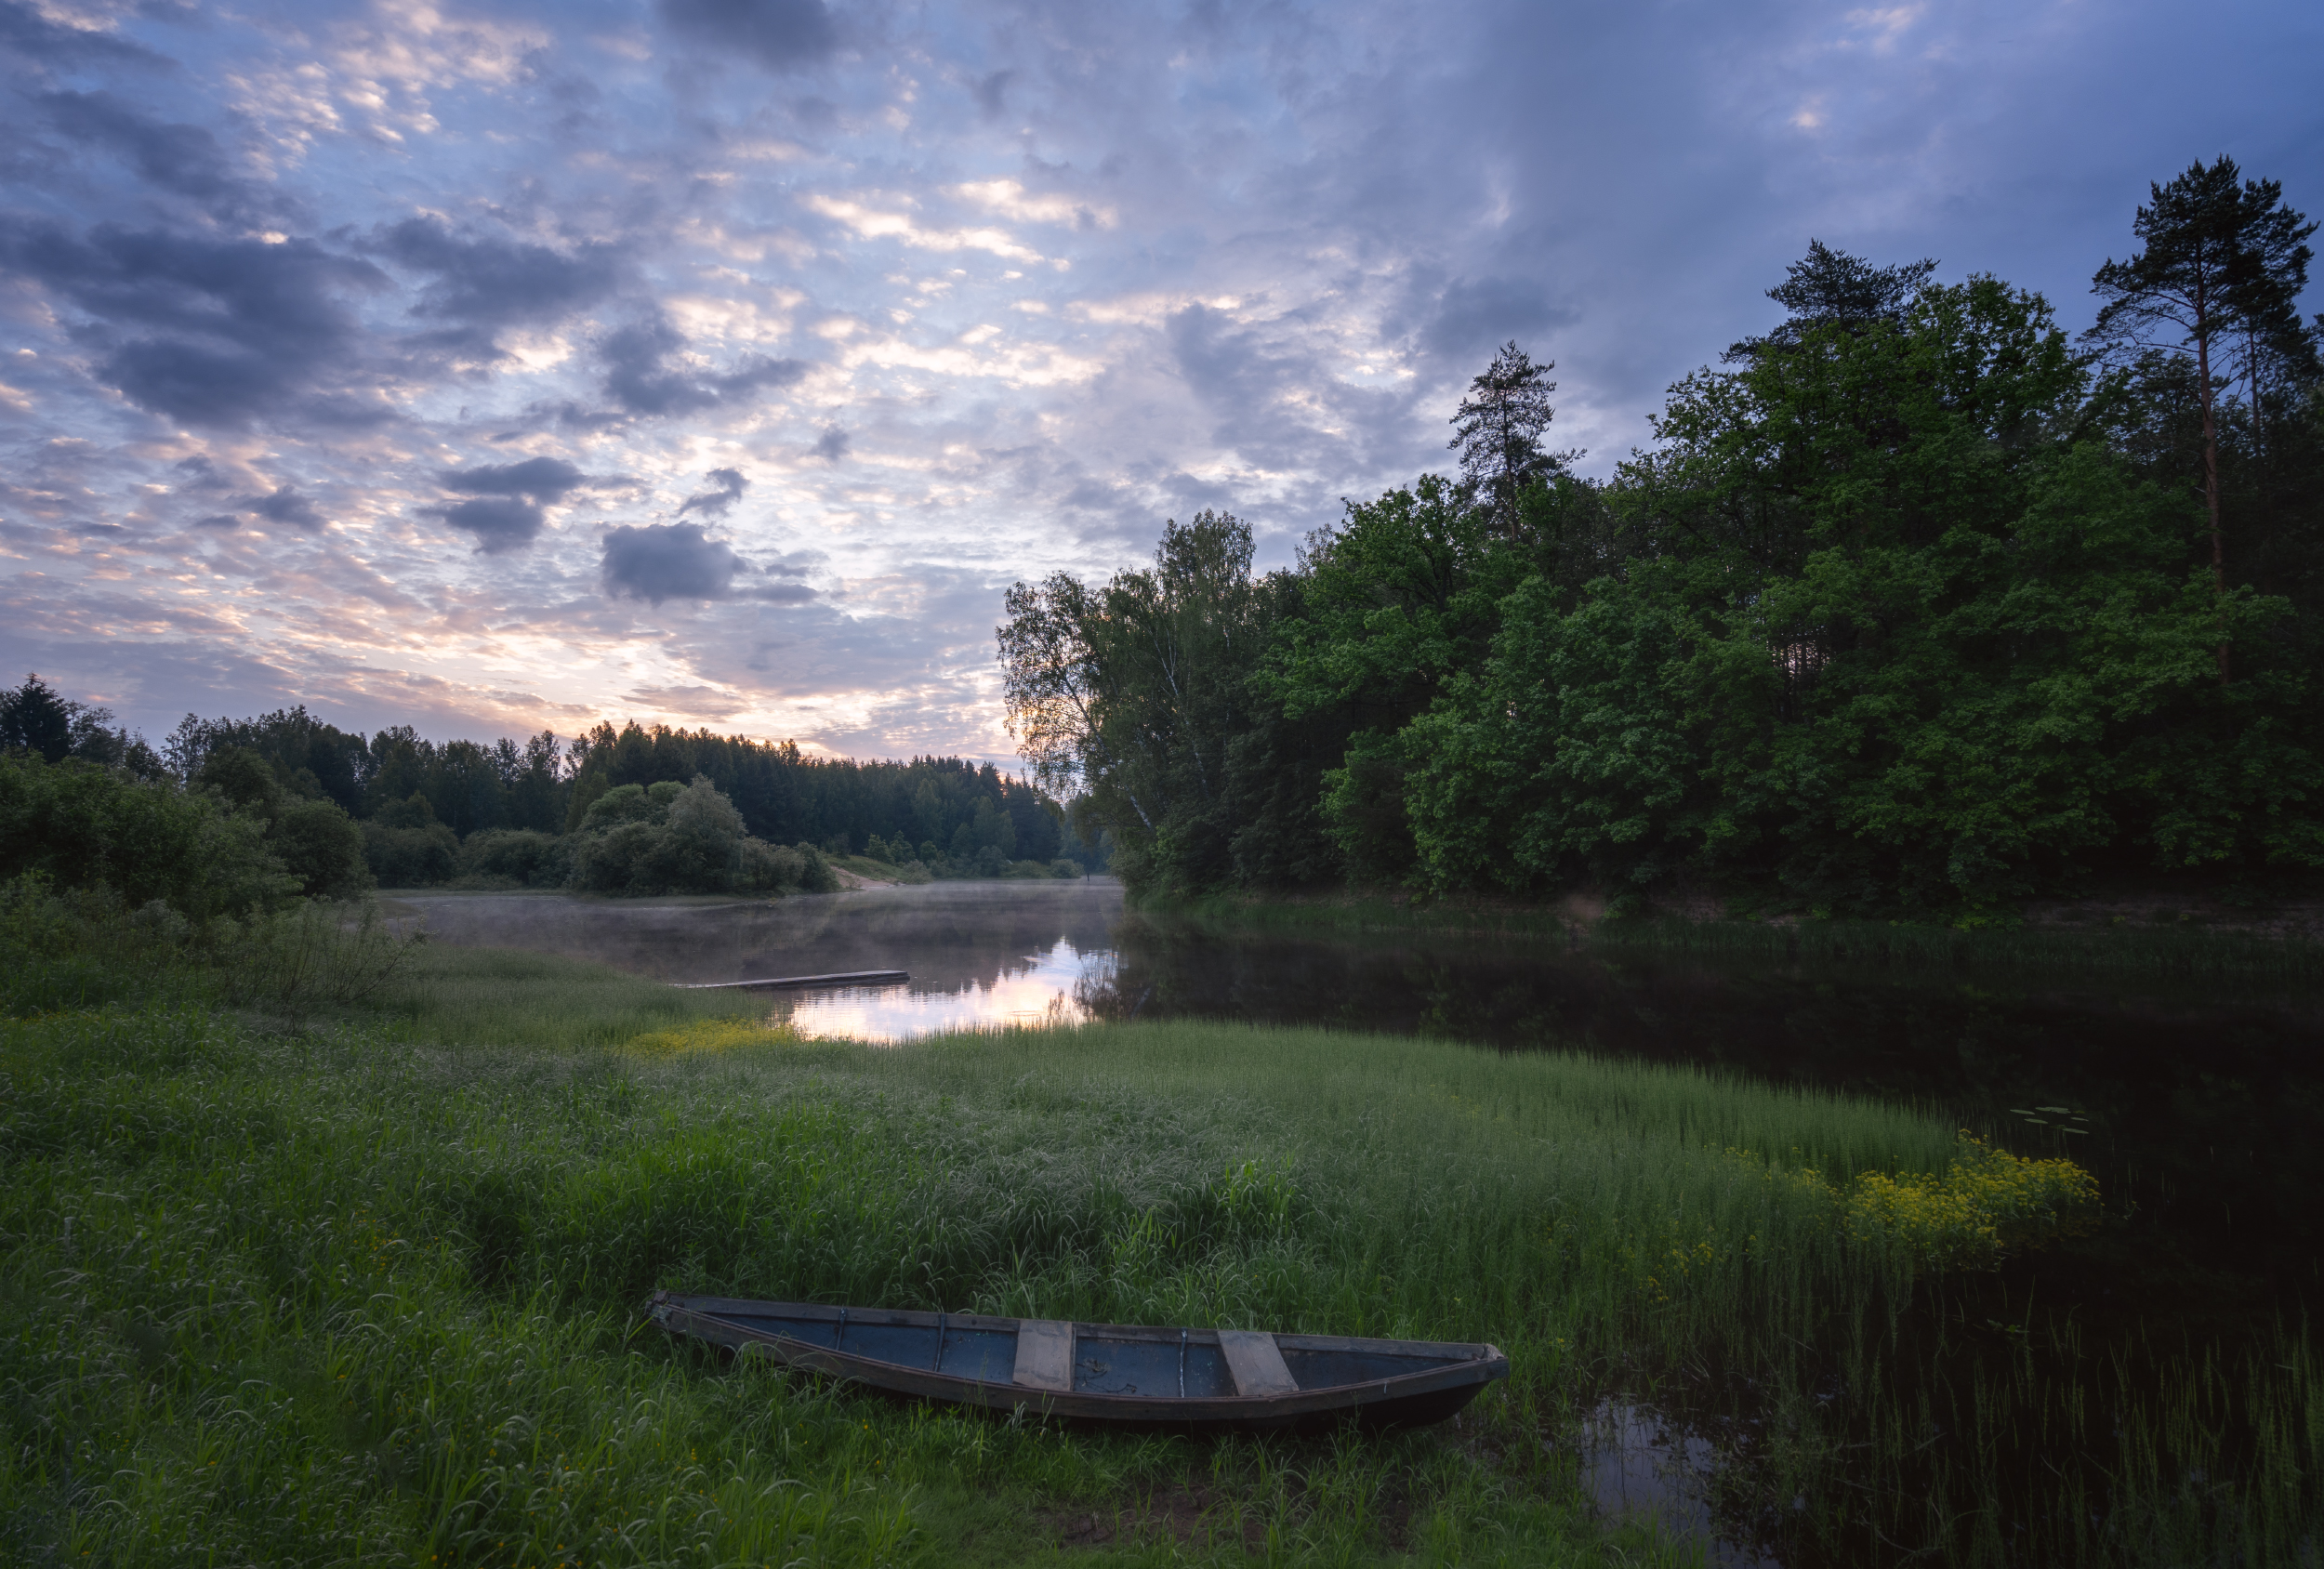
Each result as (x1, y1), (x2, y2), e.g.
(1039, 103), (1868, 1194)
(2, 676), (1100, 898)
(1002, 158), (2324, 918)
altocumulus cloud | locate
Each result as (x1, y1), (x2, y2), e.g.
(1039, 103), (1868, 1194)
(425, 456), (608, 554)
(601, 522), (752, 604)
(3, 223), (390, 429)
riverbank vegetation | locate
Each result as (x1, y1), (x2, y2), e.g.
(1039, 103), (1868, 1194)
(7, 879), (2199, 1566)
(3, 672), (1108, 895)
(1001, 163), (2324, 924)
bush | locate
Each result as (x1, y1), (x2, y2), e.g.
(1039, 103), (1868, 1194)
(568, 777), (839, 896)
(458, 828), (565, 887)
(194, 745), (372, 898)
(1050, 858), (1084, 879)
(0, 754), (293, 918)
(364, 821), (459, 886)
(208, 899), (420, 1020)
(271, 797), (373, 899)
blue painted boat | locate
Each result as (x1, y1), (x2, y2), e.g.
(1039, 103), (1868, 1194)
(648, 1292), (1508, 1433)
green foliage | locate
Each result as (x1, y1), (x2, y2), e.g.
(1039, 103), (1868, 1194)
(0, 754), (294, 918)
(568, 775), (838, 897)
(1014, 231), (2324, 916)
(363, 792), (461, 887)
(456, 826), (567, 886)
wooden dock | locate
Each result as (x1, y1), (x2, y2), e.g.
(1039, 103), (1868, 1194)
(673, 969), (909, 991)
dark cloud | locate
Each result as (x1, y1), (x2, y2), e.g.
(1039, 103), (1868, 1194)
(601, 521), (747, 603)
(436, 456), (592, 503)
(676, 468), (747, 519)
(425, 456), (609, 553)
(244, 485), (324, 531)
(656, 0), (838, 72)
(0, 2), (160, 67)
(374, 216), (624, 335)
(1419, 275), (1577, 363)
(589, 314), (810, 418)
(811, 426), (849, 462)
(38, 92), (257, 218)
(974, 69), (1014, 118)
(424, 495), (545, 554)
(0, 222), (390, 428)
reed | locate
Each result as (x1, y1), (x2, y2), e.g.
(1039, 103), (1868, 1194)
(1, 934), (2310, 1565)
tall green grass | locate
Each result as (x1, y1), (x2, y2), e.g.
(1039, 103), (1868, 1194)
(3, 933), (2309, 1564)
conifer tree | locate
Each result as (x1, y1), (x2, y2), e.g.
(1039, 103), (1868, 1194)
(1448, 342), (1571, 539)
(2087, 157), (2318, 678)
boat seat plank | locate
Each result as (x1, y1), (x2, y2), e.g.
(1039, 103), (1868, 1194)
(1218, 1329), (1301, 1398)
(1012, 1319), (1075, 1391)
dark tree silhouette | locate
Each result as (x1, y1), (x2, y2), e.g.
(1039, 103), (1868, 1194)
(1448, 342), (1571, 538)
(2087, 157), (2318, 678)
(1724, 239), (1937, 362)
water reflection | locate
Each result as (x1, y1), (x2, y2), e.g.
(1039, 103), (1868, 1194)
(783, 940), (1115, 1042)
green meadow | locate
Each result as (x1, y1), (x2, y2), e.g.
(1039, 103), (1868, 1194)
(8, 923), (2291, 1567)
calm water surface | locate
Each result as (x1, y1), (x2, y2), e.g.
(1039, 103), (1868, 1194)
(397, 881), (2323, 1563)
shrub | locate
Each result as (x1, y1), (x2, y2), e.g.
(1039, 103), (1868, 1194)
(0, 754), (293, 917)
(208, 899), (421, 1020)
(568, 777), (839, 896)
(458, 828), (565, 887)
(270, 797), (373, 899)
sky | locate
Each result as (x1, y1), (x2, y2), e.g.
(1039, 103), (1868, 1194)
(3, 0), (2319, 764)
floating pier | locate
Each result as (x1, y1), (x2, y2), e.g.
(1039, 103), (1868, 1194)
(673, 969), (909, 991)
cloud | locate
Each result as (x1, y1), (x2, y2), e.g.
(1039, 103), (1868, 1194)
(374, 217), (624, 337)
(601, 521), (748, 603)
(675, 467), (747, 519)
(591, 314), (811, 418)
(437, 456), (594, 504)
(1, 222), (390, 429)
(655, 0), (837, 72)
(38, 92), (278, 226)
(811, 427), (849, 462)
(425, 456), (610, 552)
(973, 69), (1013, 118)
(0, 2), (160, 68)
(244, 485), (325, 531)
(1420, 276), (1577, 362)
(425, 495), (546, 553)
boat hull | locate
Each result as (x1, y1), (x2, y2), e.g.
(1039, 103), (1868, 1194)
(648, 1293), (1508, 1434)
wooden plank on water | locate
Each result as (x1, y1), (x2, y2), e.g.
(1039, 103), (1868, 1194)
(1012, 1320), (1075, 1391)
(673, 970), (909, 991)
(1218, 1329), (1300, 1398)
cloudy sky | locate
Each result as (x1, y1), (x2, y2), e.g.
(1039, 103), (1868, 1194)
(3, 0), (2317, 761)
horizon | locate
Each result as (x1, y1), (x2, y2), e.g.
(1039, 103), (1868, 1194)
(3, 0), (2317, 764)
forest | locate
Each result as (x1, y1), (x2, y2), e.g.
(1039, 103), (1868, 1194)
(0, 681), (1095, 899)
(1001, 159), (2324, 918)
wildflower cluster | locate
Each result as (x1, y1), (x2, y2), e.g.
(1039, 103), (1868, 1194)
(1842, 1133), (2100, 1271)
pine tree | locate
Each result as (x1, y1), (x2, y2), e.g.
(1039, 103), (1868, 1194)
(2087, 157), (2318, 678)
(1724, 239), (1937, 362)
(1448, 342), (1571, 539)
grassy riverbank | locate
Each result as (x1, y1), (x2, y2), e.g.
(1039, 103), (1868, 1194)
(7, 934), (2292, 1566)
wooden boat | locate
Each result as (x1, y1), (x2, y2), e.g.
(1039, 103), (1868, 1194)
(647, 1292), (1509, 1433)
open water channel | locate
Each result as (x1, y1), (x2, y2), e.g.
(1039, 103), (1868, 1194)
(396, 879), (2323, 1566)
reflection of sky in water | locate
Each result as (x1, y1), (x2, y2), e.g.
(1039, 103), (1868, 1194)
(780, 939), (1116, 1044)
